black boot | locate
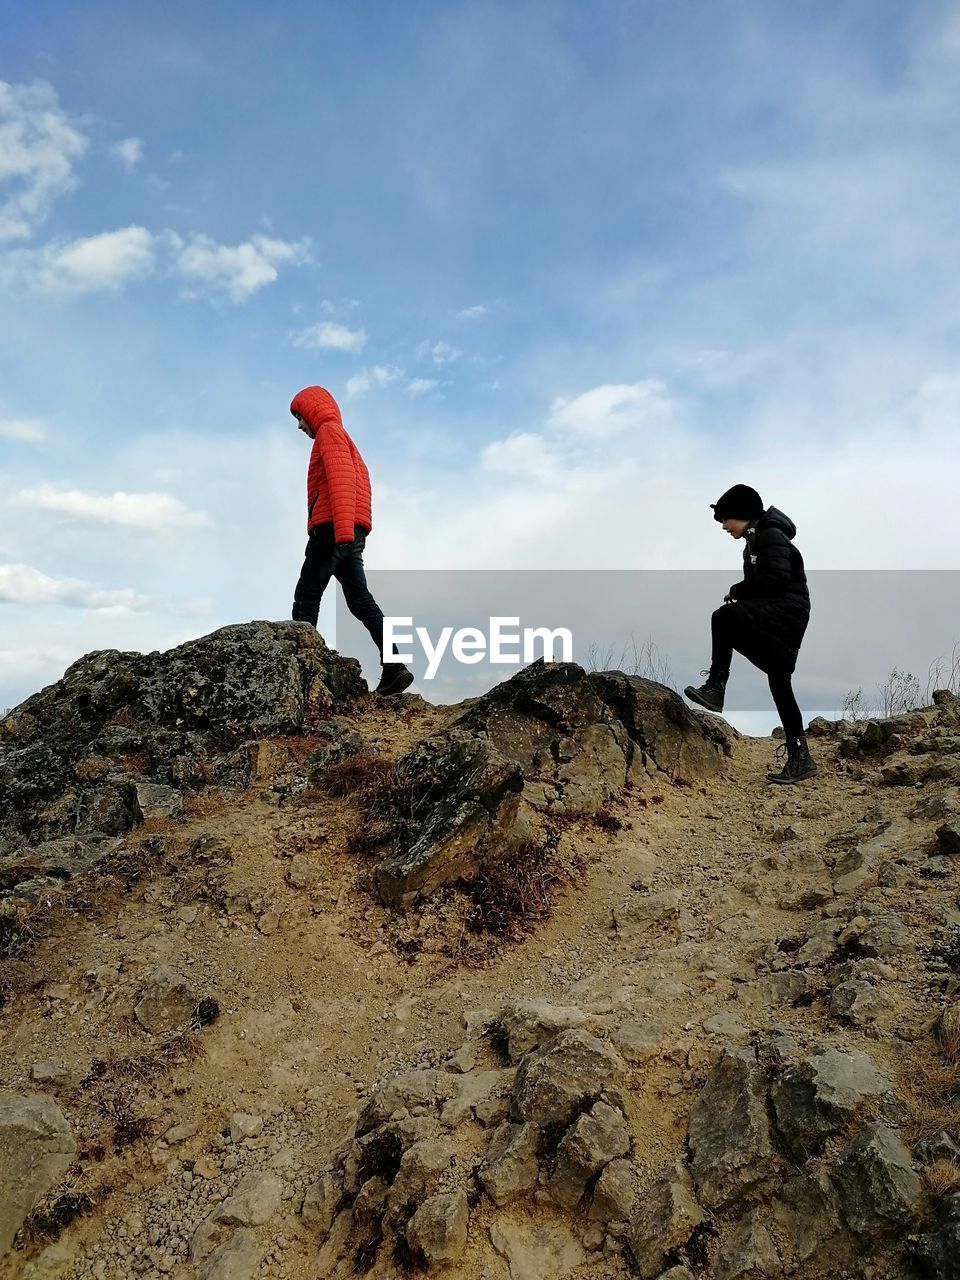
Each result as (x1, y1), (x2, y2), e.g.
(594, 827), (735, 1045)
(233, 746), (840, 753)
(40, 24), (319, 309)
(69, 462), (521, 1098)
(374, 663), (414, 696)
(684, 668), (728, 714)
(767, 735), (817, 784)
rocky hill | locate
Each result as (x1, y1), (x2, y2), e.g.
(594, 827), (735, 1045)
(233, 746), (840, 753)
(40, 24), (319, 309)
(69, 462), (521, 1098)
(1, 622), (960, 1280)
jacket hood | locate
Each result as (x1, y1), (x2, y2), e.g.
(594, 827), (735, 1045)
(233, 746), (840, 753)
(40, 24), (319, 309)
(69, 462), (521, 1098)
(290, 386), (343, 431)
(758, 506), (797, 540)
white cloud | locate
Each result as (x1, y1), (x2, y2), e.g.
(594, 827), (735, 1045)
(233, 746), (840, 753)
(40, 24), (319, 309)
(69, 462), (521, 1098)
(12, 485), (209, 529)
(345, 365), (404, 399)
(549, 380), (674, 439)
(457, 304), (488, 319)
(0, 563), (151, 611)
(110, 137), (143, 169)
(481, 431), (561, 483)
(0, 417), (45, 443)
(418, 339), (462, 365)
(171, 231), (310, 302)
(292, 321), (367, 353)
(405, 378), (439, 396)
(34, 225), (155, 294)
(0, 79), (87, 243)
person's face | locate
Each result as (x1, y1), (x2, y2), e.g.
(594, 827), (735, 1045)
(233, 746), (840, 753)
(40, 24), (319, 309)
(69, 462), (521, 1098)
(296, 414), (315, 439)
(722, 517), (750, 539)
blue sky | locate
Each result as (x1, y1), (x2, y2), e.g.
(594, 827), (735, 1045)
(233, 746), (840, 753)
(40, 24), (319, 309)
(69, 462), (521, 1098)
(2, 1), (960, 712)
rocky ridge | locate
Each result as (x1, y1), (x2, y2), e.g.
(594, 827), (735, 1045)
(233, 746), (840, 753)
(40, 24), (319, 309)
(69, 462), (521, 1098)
(1, 624), (960, 1279)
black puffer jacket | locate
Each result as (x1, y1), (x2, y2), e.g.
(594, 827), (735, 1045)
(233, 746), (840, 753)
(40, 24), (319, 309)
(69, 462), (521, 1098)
(728, 507), (810, 666)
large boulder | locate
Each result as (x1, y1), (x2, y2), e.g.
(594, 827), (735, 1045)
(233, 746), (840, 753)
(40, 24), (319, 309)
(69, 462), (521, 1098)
(0, 622), (366, 851)
(589, 669), (724, 783)
(453, 661), (721, 810)
(0, 1094), (76, 1255)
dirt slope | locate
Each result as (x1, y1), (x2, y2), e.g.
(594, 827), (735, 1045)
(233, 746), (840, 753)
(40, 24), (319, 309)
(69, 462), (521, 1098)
(1, 688), (957, 1280)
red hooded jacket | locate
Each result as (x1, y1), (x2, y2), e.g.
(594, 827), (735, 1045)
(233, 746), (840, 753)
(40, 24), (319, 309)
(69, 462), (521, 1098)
(290, 386), (372, 543)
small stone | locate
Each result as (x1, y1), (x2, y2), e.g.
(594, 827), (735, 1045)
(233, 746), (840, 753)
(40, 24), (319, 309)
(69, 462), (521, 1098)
(0, 1094), (76, 1254)
(549, 1102), (630, 1208)
(287, 855), (320, 890)
(626, 1160), (704, 1279)
(480, 1121), (541, 1206)
(688, 1046), (774, 1211)
(771, 1047), (892, 1160)
(198, 1227), (258, 1280)
(589, 1158), (637, 1222)
(30, 1061), (67, 1083)
(165, 1122), (199, 1145)
(831, 1123), (923, 1237)
(614, 1019), (668, 1064)
(613, 889), (681, 936)
(716, 1209), (780, 1280)
(257, 910), (281, 936)
(446, 1042), (477, 1073)
(214, 1171), (283, 1227)
(135, 782), (184, 821)
(915, 1130), (960, 1166)
(134, 966), (197, 1033)
(703, 1010), (747, 1037)
(301, 1171), (344, 1236)
(511, 1030), (624, 1127)
(229, 1113), (263, 1143)
(193, 1156), (220, 1179)
(495, 1000), (589, 1062)
(830, 980), (890, 1027)
(405, 1190), (469, 1266)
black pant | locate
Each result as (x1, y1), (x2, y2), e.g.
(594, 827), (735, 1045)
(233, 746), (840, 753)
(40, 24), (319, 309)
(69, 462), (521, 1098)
(292, 524), (391, 660)
(710, 604), (804, 738)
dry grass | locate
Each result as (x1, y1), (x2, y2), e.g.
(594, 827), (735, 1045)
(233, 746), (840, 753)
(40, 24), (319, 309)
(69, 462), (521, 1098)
(463, 834), (568, 939)
(322, 754), (397, 801)
(900, 1035), (960, 1144)
(924, 1158), (960, 1198)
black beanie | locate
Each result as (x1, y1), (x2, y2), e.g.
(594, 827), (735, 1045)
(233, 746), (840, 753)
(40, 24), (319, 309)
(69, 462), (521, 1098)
(711, 484), (764, 522)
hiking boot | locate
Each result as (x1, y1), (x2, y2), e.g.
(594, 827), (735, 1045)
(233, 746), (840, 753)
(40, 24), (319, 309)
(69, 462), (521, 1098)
(768, 735), (817, 784)
(684, 669), (727, 714)
(374, 663), (414, 696)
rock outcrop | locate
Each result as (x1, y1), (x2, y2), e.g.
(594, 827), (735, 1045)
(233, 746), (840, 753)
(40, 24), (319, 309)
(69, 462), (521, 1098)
(373, 660), (724, 905)
(0, 622), (365, 851)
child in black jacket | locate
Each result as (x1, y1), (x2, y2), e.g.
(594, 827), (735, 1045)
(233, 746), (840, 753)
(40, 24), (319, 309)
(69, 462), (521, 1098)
(685, 484), (816, 784)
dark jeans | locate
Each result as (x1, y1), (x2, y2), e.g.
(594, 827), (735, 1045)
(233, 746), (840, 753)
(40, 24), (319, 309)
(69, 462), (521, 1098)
(292, 523), (392, 661)
(710, 603), (804, 738)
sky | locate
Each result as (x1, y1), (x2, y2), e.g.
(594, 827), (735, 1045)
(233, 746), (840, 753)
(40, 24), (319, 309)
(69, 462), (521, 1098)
(1, 0), (960, 718)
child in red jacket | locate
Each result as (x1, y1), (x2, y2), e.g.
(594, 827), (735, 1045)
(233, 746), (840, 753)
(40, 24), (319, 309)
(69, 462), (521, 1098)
(290, 386), (413, 697)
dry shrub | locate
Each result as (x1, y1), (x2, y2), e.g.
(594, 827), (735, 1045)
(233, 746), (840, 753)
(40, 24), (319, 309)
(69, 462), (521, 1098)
(24, 1173), (98, 1244)
(464, 835), (565, 938)
(323, 755), (396, 801)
